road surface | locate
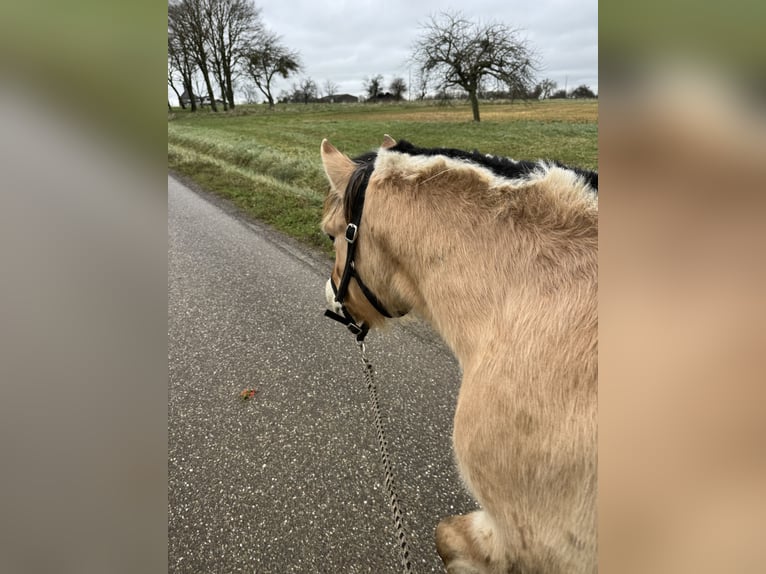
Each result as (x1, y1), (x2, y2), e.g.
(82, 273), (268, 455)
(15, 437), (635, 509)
(168, 174), (475, 573)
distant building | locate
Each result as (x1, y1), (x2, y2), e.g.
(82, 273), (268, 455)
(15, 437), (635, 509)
(318, 93), (359, 104)
(179, 89), (199, 107)
(179, 90), (221, 107)
(369, 92), (397, 102)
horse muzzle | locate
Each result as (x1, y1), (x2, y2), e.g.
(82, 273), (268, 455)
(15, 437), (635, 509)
(324, 276), (370, 342)
(325, 279), (343, 315)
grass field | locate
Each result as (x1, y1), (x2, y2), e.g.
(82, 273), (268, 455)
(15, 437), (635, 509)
(168, 99), (598, 254)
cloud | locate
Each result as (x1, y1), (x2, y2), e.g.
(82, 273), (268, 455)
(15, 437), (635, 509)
(257, 0), (598, 97)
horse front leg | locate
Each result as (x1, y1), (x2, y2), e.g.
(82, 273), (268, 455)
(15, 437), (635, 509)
(436, 511), (496, 574)
(436, 372), (514, 574)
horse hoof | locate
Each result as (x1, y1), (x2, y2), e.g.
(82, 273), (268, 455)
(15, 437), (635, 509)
(436, 514), (491, 574)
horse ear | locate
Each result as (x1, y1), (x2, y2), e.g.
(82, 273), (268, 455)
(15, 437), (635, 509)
(381, 134), (397, 149)
(321, 139), (355, 195)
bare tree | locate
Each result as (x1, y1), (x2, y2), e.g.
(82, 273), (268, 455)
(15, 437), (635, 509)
(290, 77), (318, 104)
(205, 0), (263, 110)
(364, 74), (384, 100)
(411, 11), (537, 121)
(537, 78), (557, 99)
(168, 3), (199, 111)
(168, 36), (186, 109)
(170, 0), (219, 111)
(322, 79), (339, 99)
(413, 68), (430, 100)
(168, 64), (185, 109)
(389, 77), (407, 100)
(240, 82), (261, 104)
(245, 30), (301, 108)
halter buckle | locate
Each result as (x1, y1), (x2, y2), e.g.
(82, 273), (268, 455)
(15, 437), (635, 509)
(345, 223), (358, 244)
(346, 322), (363, 336)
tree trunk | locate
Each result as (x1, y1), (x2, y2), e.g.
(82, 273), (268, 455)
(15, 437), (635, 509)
(224, 64), (236, 109)
(169, 79), (185, 109)
(200, 64), (218, 112)
(226, 84), (235, 109)
(183, 78), (197, 112)
(469, 90), (481, 122)
(254, 77), (275, 109)
(218, 79), (229, 111)
(264, 84), (275, 109)
(211, 59), (228, 111)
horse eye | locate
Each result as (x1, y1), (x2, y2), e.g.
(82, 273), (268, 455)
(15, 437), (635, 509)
(327, 234), (335, 242)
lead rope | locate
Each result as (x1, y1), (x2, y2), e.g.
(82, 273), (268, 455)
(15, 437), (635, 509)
(356, 341), (415, 574)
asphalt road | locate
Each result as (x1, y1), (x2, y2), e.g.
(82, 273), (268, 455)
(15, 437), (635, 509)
(168, 175), (476, 573)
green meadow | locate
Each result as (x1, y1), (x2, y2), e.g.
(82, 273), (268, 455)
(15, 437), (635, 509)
(168, 99), (598, 254)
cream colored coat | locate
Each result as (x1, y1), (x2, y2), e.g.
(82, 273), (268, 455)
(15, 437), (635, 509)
(321, 136), (597, 574)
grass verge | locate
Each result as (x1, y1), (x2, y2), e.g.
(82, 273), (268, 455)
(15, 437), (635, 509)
(168, 99), (597, 254)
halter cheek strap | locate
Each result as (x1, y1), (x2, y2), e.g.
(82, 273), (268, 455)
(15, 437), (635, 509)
(323, 160), (404, 342)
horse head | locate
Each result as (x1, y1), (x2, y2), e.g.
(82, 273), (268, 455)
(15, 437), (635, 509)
(320, 136), (410, 339)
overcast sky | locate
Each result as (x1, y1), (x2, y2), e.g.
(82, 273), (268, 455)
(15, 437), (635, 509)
(256, 0), (597, 99)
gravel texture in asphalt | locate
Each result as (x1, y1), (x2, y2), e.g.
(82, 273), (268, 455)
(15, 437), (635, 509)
(168, 175), (476, 573)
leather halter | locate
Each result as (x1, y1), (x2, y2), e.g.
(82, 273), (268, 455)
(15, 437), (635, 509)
(324, 160), (403, 341)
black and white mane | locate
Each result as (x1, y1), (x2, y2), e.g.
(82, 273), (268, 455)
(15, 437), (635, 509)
(354, 139), (598, 194)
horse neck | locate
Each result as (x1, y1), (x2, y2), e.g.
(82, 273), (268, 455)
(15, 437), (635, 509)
(376, 204), (519, 360)
(373, 192), (597, 365)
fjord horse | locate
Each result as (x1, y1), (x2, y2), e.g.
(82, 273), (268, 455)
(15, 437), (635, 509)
(321, 136), (597, 574)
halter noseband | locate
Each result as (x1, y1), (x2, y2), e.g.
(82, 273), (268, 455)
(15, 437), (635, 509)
(324, 160), (402, 342)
